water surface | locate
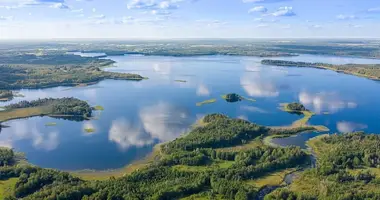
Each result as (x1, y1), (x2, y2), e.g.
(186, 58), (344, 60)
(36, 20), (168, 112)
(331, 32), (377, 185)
(1, 54), (380, 170)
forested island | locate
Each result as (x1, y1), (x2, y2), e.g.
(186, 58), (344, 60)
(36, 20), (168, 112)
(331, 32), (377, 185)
(0, 114), (356, 200)
(0, 54), (145, 90)
(262, 59), (380, 81)
(0, 98), (93, 122)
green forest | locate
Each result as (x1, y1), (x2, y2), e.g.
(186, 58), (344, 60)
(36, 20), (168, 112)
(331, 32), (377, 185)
(0, 54), (145, 90)
(2, 115), (378, 199)
(0, 98), (93, 122)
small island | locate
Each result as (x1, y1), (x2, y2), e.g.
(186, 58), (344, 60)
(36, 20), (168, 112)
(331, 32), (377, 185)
(221, 93), (256, 103)
(278, 102), (328, 132)
(0, 90), (13, 102)
(196, 98), (217, 106)
(0, 97), (93, 122)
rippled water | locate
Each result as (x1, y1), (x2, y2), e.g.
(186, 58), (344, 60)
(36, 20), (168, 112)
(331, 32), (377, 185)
(1, 54), (380, 170)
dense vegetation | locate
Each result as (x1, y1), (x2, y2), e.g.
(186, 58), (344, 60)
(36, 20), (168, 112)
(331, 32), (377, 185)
(0, 64), (144, 90)
(2, 98), (93, 120)
(0, 148), (14, 166)
(0, 114), (313, 200)
(285, 103), (307, 112)
(222, 93), (243, 103)
(266, 133), (380, 199)
(262, 59), (380, 80)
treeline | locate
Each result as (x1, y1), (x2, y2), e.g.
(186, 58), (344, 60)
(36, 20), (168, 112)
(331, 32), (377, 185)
(261, 59), (380, 80)
(0, 64), (144, 90)
(5, 98), (93, 117)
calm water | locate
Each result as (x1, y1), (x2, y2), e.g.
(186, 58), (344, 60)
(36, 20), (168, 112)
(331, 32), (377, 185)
(1, 54), (380, 170)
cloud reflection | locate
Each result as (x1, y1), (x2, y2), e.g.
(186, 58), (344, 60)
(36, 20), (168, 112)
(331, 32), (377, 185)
(299, 91), (357, 114)
(196, 84), (211, 96)
(241, 74), (279, 97)
(337, 121), (367, 133)
(108, 102), (192, 150)
(0, 120), (60, 151)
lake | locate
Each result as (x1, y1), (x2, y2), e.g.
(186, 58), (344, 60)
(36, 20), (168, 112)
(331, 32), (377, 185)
(1, 54), (380, 170)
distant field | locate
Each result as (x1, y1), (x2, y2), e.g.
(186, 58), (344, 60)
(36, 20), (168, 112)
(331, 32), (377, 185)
(0, 178), (18, 199)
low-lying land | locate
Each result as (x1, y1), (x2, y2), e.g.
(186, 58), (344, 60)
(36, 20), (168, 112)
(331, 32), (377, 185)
(266, 132), (380, 199)
(0, 114), (317, 200)
(221, 93), (256, 103)
(1, 114), (377, 200)
(277, 102), (328, 132)
(0, 54), (145, 90)
(262, 59), (380, 81)
(0, 98), (93, 122)
(196, 98), (217, 106)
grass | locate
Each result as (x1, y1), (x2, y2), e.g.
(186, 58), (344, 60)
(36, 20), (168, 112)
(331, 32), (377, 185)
(181, 192), (226, 200)
(196, 98), (217, 106)
(93, 105), (104, 111)
(0, 178), (18, 199)
(0, 106), (50, 122)
(279, 103), (329, 132)
(45, 122), (57, 126)
(246, 168), (297, 189)
(173, 160), (235, 172)
(84, 128), (96, 133)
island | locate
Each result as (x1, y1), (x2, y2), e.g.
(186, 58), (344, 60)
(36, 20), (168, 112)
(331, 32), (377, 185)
(0, 97), (93, 122)
(222, 93), (256, 103)
(262, 59), (380, 81)
(0, 90), (13, 102)
(0, 54), (145, 90)
(0, 114), (379, 199)
(196, 98), (217, 106)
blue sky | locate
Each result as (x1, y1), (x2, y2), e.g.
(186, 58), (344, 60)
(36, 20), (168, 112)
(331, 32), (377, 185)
(0, 0), (380, 39)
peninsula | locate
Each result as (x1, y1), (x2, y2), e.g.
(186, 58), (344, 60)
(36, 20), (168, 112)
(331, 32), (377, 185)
(262, 59), (380, 81)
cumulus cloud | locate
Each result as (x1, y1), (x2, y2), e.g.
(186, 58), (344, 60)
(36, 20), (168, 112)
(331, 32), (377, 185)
(336, 14), (357, 20)
(1, 0), (70, 9)
(127, 0), (179, 10)
(271, 6), (295, 17)
(241, 74), (279, 97)
(337, 121), (367, 133)
(299, 91), (357, 114)
(248, 6), (267, 13)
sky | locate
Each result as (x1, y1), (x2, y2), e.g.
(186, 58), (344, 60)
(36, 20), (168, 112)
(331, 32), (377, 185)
(0, 0), (380, 39)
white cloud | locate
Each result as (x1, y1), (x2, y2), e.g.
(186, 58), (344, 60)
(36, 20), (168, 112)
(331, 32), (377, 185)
(271, 6), (295, 17)
(0, 16), (14, 20)
(50, 2), (69, 9)
(337, 121), (367, 133)
(248, 6), (267, 13)
(336, 14), (357, 20)
(367, 7), (380, 13)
